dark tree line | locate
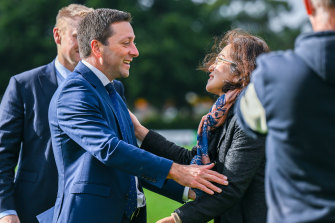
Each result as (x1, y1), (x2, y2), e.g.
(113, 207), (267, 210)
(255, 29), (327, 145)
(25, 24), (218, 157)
(0, 0), (307, 128)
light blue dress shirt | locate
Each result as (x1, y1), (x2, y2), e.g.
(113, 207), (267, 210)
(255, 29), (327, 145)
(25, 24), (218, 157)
(54, 57), (72, 85)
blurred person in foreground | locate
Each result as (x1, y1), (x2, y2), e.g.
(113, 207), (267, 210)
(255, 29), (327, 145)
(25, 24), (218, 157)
(235, 0), (335, 222)
(130, 29), (269, 223)
(45, 8), (228, 223)
(0, 4), (93, 223)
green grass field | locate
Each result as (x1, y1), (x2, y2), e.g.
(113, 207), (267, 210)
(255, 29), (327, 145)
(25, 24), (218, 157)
(144, 188), (182, 222)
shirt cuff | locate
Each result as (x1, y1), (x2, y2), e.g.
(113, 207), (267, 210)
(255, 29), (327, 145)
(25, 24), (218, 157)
(0, 210), (18, 219)
(182, 187), (190, 202)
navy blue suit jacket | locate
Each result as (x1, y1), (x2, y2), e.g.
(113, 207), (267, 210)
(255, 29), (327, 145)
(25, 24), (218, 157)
(48, 62), (175, 223)
(0, 61), (59, 223)
(0, 61), (130, 223)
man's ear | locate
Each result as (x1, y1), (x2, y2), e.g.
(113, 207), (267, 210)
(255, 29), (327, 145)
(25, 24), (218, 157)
(91, 40), (102, 58)
(304, 0), (314, 15)
(53, 27), (61, 45)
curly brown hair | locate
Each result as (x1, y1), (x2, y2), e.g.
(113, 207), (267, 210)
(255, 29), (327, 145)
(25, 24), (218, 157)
(200, 29), (269, 92)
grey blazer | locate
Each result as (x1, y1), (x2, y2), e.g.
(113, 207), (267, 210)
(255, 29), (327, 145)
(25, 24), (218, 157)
(141, 109), (266, 223)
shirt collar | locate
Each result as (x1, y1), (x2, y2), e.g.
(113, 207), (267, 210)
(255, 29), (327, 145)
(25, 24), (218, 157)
(55, 57), (72, 79)
(81, 60), (111, 87)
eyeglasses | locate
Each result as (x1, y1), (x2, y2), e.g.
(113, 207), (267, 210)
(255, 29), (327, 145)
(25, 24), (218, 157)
(214, 55), (237, 66)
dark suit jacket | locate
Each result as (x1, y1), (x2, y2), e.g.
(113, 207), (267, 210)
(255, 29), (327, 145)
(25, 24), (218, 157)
(0, 61), (59, 223)
(0, 60), (130, 223)
(141, 109), (267, 223)
(48, 62), (175, 223)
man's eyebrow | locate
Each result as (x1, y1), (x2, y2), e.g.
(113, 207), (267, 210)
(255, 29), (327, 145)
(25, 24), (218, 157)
(121, 36), (135, 41)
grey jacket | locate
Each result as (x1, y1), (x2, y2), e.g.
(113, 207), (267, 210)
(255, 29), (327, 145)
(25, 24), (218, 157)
(236, 31), (335, 223)
(141, 109), (266, 223)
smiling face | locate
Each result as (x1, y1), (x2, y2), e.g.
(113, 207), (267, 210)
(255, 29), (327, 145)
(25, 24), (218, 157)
(100, 21), (139, 80)
(206, 44), (238, 96)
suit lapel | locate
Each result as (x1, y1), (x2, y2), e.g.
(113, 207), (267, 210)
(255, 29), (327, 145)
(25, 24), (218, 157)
(217, 124), (227, 152)
(216, 110), (234, 155)
(75, 62), (124, 136)
(75, 62), (114, 109)
(38, 61), (58, 100)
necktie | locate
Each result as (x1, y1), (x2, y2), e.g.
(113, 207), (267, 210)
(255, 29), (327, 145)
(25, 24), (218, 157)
(105, 82), (138, 219)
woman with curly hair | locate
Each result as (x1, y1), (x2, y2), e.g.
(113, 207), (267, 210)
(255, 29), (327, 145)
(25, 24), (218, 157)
(131, 29), (269, 223)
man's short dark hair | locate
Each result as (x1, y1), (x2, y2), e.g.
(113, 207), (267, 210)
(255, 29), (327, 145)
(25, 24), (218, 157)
(78, 8), (132, 58)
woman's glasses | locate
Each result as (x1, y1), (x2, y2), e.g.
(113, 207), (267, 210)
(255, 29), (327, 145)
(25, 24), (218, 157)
(214, 55), (237, 66)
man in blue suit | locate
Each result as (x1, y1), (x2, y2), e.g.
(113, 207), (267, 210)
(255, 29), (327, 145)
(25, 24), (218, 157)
(48, 8), (228, 223)
(0, 4), (93, 223)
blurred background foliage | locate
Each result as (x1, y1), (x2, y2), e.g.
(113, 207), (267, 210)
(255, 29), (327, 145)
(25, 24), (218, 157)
(0, 0), (309, 129)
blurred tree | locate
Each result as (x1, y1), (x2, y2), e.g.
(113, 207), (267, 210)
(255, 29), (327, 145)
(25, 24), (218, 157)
(0, 0), (80, 94)
(0, 0), (308, 128)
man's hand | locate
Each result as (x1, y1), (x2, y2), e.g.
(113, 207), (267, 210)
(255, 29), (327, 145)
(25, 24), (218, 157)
(0, 215), (20, 223)
(167, 163), (228, 195)
(156, 216), (175, 223)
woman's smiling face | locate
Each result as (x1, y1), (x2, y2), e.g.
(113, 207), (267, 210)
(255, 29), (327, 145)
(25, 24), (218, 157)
(206, 44), (238, 96)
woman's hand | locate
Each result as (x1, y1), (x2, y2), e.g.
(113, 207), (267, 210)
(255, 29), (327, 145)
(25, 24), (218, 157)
(0, 215), (20, 223)
(188, 189), (196, 200)
(157, 213), (182, 223)
(128, 109), (149, 141)
(156, 216), (175, 223)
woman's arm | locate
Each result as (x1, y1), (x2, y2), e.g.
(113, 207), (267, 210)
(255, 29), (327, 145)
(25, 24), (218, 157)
(129, 109), (194, 164)
(174, 117), (265, 223)
(141, 131), (195, 165)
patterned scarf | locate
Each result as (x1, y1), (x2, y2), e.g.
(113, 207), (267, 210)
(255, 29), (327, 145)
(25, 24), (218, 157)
(190, 89), (241, 165)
